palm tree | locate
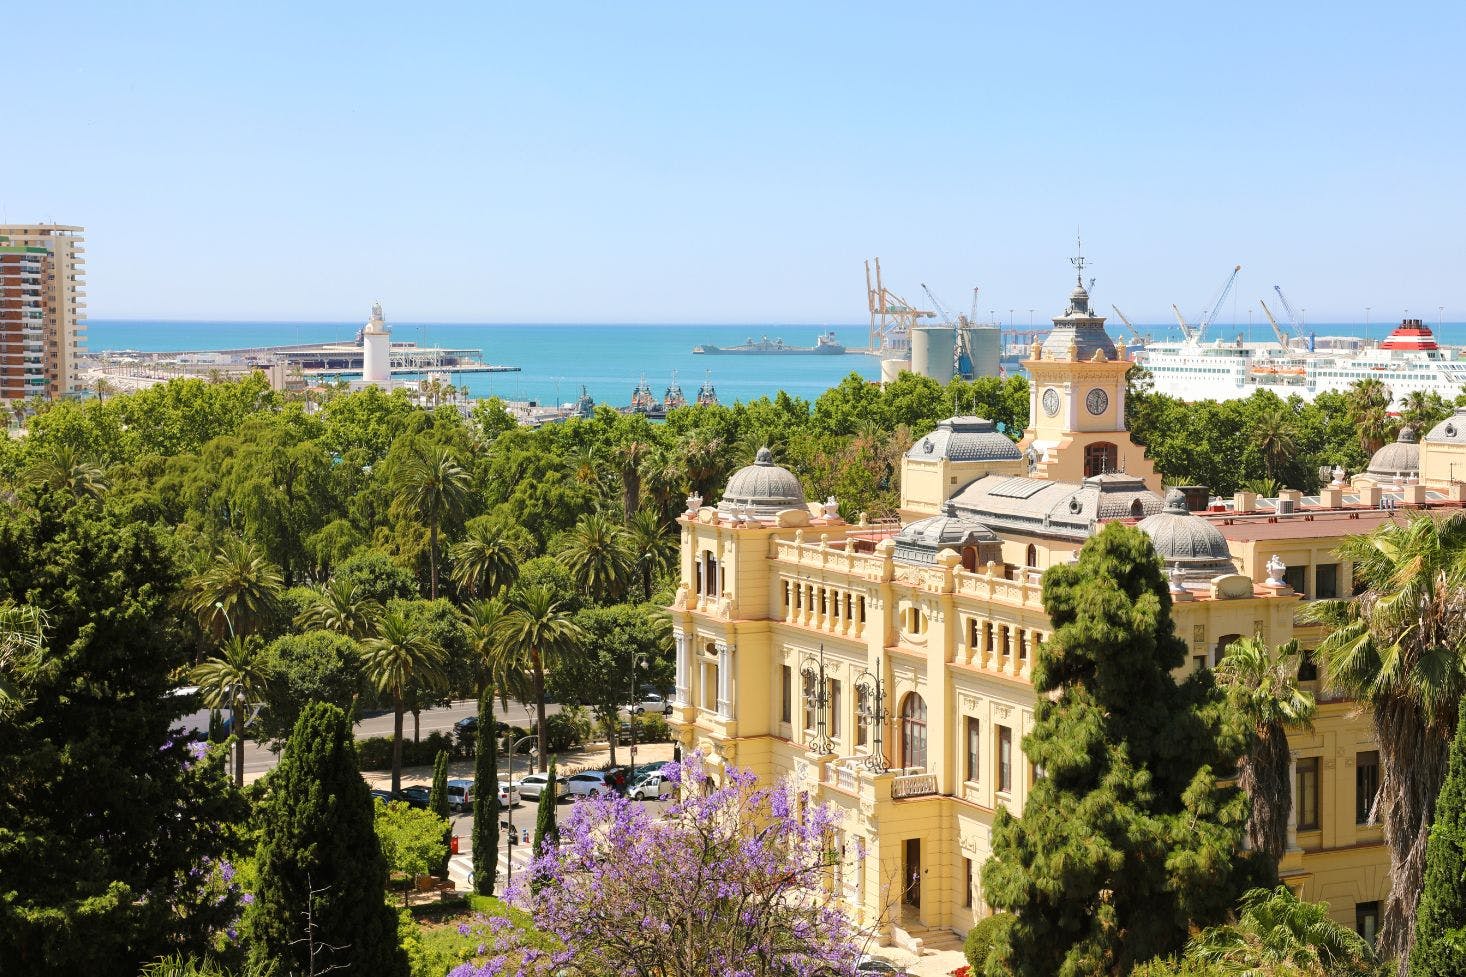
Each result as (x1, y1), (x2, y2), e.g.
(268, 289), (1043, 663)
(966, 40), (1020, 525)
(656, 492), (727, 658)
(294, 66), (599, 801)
(678, 431), (729, 500)
(0, 603), (48, 717)
(190, 634), (268, 787)
(391, 440), (471, 600)
(362, 608), (447, 794)
(639, 446), (690, 522)
(612, 432), (656, 520)
(625, 509), (676, 602)
(1215, 637), (1317, 861)
(558, 512), (634, 603)
(498, 586), (585, 771)
(25, 444), (109, 501)
(460, 597), (528, 704)
(293, 577), (382, 640)
(1254, 405), (1299, 483)
(1348, 379), (1396, 455)
(1302, 512), (1466, 964)
(450, 520), (523, 599)
(1185, 886), (1381, 977)
(186, 537), (285, 641)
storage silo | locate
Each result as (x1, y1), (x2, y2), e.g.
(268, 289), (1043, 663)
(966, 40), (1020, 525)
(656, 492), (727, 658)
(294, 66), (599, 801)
(963, 325), (1002, 378)
(912, 325), (955, 385)
(880, 357), (909, 384)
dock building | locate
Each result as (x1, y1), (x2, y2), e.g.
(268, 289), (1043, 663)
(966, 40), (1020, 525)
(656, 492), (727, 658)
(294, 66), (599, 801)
(666, 271), (1397, 949)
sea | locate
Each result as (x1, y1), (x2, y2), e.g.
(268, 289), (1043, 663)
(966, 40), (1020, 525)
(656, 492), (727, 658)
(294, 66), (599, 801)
(85, 318), (1466, 410)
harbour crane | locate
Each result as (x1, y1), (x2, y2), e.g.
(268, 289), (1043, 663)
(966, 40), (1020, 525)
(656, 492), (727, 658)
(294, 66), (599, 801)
(1193, 264), (1242, 344)
(1272, 285), (1311, 348)
(865, 258), (935, 355)
(1109, 305), (1147, 343)
(1258, 300), (1292, 347)
(1170, 304), (1196, 342)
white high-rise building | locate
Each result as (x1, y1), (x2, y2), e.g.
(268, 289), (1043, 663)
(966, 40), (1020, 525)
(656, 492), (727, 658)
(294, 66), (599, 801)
(361, 301), (391, 388)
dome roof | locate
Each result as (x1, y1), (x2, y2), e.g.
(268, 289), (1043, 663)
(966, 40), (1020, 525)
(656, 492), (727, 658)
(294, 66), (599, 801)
(1137, 489), (1236, 580)
(717, 447), (808, 518)
(1425, 408), (1466, 445)
(1366, 427), (1420, 477)
(906, 416), (1023, 463)
(893, 507), (998, 565)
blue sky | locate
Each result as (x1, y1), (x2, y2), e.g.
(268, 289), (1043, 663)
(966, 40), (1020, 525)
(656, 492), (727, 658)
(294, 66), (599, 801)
(7, 2), (1463, 324)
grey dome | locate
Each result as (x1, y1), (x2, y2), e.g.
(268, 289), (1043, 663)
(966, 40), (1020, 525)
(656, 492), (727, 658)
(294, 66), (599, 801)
(1138, 489), (1236, 580)
(1040, 279), (1117, 362)
(1425, 408), (1466, 444)
(1366, 427), (1420, 478)
(718, 447), (807, 518)
(906, 416), (1023, 463)
(894, 508), (998, 565)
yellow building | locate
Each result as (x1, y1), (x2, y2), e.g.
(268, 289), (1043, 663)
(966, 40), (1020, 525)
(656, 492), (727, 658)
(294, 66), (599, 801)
(666, 273), (1395, 949)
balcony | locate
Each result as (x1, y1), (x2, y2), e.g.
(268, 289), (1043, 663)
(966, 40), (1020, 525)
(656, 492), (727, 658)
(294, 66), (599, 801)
(891, 769), (938, 799)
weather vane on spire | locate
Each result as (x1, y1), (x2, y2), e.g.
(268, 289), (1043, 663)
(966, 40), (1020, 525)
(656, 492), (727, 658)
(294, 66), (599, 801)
(1069, 229), (1088, 286)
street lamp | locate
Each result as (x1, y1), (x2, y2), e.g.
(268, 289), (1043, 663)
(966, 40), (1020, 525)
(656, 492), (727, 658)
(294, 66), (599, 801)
(801, 644), (835, 756)
(505, 734), (538, 888)
(626, 651), (648, 779)
(854, 657), (889, 773)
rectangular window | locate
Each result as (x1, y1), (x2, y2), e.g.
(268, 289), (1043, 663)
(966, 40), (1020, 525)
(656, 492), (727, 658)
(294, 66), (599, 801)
(998, 725), (1013, 794)
(1356, 902), (1380, 944)
(856, 687), (869, 747)
(820, 588), (828, 615)
(1357, 750), (1380, 825)
(828, 679), (841, 737)
(857, 596), (866, 623)
(964, 857), (975, 908)
(1315, 563), (1339, 599)
(1297, 756), (1321, 831)
(1284, 564), (1307, 595)
(781, 665), (792, 724)
(782, 581), (791, 612)
(802, 671), (815, 732)
(965, 717), (980, 783)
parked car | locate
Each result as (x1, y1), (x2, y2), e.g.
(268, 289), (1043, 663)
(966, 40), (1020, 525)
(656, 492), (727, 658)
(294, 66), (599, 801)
(621, 691), (672, 717)
(513, 773), (558, 802)
(628, 769), (674, 801)
(632, 760), (673, 778)
(445, 778), (474, 813)
(562, 771), (618, 798)
(454, 715), (513, 749)
(396, 785), (431, 809)
(497, 781), (522, 807)
(855, 955), (909, 975)
(369, 788), (393, 805)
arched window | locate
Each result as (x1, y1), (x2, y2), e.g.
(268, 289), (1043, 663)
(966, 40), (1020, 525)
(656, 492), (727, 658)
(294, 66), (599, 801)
(1130, 499), (1144, 519)
(961, 546), (977, 572)
(1084, 442), (1118, 478)
(1213, 633), (1242, 668)
(1025, 544), (1037, 568)
(900, 693), (928, 770)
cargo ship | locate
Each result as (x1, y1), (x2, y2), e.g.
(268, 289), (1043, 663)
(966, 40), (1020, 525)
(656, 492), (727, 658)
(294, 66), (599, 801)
(692, 331), (845, 355)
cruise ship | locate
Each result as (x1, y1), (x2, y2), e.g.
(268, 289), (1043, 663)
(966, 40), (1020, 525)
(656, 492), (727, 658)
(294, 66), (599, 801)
(692, 331), (845, 355)
(1135, 319), (1466, 408)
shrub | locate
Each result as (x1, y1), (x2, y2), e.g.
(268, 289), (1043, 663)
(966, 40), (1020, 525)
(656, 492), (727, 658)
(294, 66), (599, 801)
(357, 731), (456, 771)
(964, 914), (1012, 975)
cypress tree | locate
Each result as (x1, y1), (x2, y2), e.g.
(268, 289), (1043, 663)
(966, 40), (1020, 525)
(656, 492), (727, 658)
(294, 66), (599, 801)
(1410, 713), (1466, 976)
(532, 756), (559, 891)
(429, 749), (450, 876)
(473, 693), (501, 897)
(246, 702), (408, 977)
(981, 524), (1259, 977)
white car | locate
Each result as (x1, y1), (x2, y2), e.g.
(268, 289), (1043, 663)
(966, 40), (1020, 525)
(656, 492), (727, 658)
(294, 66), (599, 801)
(628, 770), (674, 801)
(513, 773), (558, 802)
(621, 691), (671, 717)
(446, 778), (520, 811)
(563, 771), (617, 798)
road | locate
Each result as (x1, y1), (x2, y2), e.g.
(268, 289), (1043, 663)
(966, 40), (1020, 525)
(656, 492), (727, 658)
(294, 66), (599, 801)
(242, 697), (566, 777)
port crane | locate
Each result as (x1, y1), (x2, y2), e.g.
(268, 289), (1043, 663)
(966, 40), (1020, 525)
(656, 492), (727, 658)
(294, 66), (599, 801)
(1108, 305), (1147, 344)
(865, 258), (935, 355)
(923, 282), (982, 379)
(1272, 286), (1309, 342)
(1258, 300), (1292, 347)
(1171, 264), (1242, 344)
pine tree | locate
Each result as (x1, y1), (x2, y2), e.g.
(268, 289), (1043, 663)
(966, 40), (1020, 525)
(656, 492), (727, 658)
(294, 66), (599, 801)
(1410, 713), (1466, 976)
(473, 692), (501, 896)
(429, 749), (451, 876)
(246, 702), (408, 977)
(532, 756), (559, 892)
(981, 523), (1261, 977)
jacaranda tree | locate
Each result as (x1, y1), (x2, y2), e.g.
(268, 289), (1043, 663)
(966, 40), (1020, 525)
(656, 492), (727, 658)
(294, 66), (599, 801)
(450, 755), (856, 977)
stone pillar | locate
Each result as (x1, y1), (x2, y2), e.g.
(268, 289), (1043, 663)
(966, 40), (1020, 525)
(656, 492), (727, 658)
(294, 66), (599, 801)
(716, 642), (731, 717)
(1287, 754), (1301, 852)
(673, 628), (689, 706)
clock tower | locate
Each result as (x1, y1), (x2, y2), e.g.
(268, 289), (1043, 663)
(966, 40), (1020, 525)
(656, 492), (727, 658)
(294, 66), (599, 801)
(1018, 254), (1161, 492)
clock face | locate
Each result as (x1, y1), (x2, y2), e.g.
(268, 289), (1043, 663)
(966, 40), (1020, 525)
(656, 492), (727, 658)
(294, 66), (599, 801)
(1086, 388), (1109, 416)
(1041, 388), (1060, 417)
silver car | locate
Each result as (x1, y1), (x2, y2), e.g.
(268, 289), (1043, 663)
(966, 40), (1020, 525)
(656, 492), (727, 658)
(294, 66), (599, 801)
(563, 771), (617, 798)
(628, 770), (674, 801)
(513, 773), (558, 802)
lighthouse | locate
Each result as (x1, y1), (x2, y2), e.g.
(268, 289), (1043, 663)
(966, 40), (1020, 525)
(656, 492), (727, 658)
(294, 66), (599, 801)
(362, 301), (391, 388)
